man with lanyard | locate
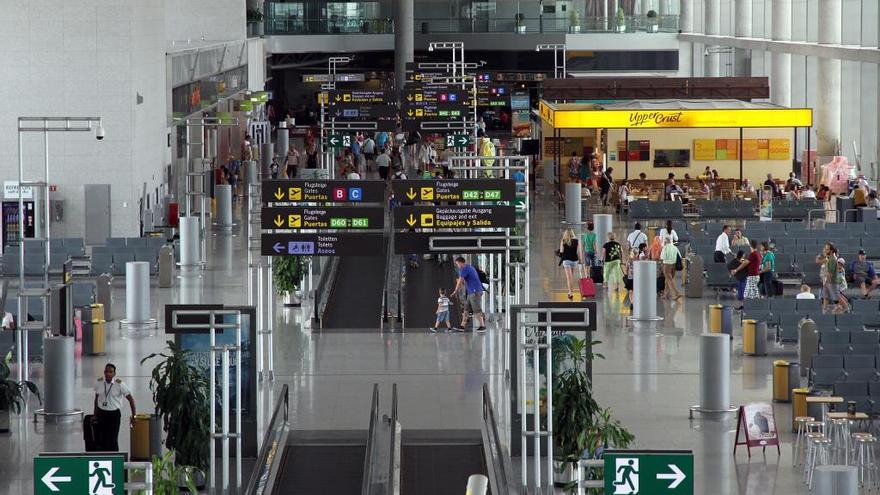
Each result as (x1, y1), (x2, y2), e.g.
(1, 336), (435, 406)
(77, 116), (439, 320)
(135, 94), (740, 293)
(452, 256), (487, 332)
(625, 223), (647, 251)
(714, 225), (732, 263)
(93, 363), (136, 451)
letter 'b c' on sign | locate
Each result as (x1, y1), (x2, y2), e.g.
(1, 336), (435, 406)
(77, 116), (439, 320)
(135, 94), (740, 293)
(333, 188), (347, 201)
(349, 187), (362, 201)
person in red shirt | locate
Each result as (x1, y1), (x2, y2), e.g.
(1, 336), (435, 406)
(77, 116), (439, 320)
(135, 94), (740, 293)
(743, 240), (763, 299)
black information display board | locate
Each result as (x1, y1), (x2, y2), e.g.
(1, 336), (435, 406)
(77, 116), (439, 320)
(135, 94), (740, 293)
(261, 180), (386, 204)
(393, 205), (516, 229)
(391, 179), (517, 202)
(261, 233), (385, 256)
(261, 206), (385, 230)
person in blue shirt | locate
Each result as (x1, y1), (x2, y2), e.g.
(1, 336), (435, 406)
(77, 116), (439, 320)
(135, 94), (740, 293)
(849, 250), (879, 298)
(452, 256), (487, 332)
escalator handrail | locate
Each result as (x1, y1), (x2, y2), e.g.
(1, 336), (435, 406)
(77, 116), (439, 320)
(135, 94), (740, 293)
(390, 383), (400, 495)
(245, 385), (290, 495)
(481, 383), (517, 495)
(313, 256), (340, 326)
(361, 384), (381, 495)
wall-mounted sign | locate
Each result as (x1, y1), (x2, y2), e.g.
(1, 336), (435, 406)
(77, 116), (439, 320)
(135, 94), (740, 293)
(391, 179), (516, 202)
(4, 181), (34, 199)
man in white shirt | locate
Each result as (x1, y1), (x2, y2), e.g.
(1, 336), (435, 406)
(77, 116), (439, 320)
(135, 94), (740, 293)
(626, 223), (647, 251)
(375, 148), (392, 180)
(801, 186), (816, 199)
(93, 363), (136, 451)
(796, 284), (816, 299)
(714, 225), (732, 263)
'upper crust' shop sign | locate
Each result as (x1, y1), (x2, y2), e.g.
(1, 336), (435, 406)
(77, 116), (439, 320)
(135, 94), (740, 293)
(629, 111), (683, 127)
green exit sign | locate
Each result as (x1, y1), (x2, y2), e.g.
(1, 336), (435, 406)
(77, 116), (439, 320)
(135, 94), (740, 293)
(351, 218), (369, 228)
(604, 450), (693, 495)
(34, 454), (125, 495)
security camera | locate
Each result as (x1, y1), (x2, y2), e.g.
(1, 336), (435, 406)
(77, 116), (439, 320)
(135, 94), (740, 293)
(95, 123), (105, 140)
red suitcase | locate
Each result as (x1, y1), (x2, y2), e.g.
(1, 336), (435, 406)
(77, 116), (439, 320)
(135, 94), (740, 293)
(578, 277), (596, 298)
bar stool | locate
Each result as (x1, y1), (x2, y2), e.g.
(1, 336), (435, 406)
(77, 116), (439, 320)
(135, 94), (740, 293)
(853, 433), (877, 488)
(827, 417), (851, 465)
(793, 416), (815, 467)
(806, 436), (832, 489)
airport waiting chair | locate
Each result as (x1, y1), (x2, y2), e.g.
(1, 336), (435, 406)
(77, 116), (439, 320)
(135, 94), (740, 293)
(852, 299), (880, 314)
(796, 298), (822, 317)
(844, 356), (880, 382)
(837, 314), (866, 329)
(834, 382), (874, 413)
(112, 252), (135, 276)
(106, 237), (127, 249)
(90, 253), (113, 276)
(770, 298), (797, 314)
(811, 354), (847, 387)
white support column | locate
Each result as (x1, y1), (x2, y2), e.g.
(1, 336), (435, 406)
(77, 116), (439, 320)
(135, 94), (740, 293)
(679, 0), (694, 76)
(816, 0), (842, 156)
(704, 0), (721, 77)
(640, 0), (651, 16)
(771, 0), (792, 106)
(734, 0), (752, 77)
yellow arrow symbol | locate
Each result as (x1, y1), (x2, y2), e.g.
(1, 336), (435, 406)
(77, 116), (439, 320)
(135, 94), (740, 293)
(274, 188), (284, 200)
(406, 188), (417, 200)
(406, 94), (413, 101)
(407, 109), (413, 117)
(334, 95), (341, 101)
(406, 214), (417, 227)
(274, 215), (284, 227)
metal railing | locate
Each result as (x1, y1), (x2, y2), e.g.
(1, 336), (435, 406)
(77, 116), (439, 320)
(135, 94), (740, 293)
(313, 256), (340, 327)
(245, 385), (290, 495)
(361, 384), (400, 495)
(481, 384), (517, 495)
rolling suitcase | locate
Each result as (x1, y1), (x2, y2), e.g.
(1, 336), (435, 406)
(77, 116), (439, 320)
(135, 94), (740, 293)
(578, 266), (596, 298)
(84, 414), (99, 452)
(773, 279), (784, 296)
(590, 262), (604, 284)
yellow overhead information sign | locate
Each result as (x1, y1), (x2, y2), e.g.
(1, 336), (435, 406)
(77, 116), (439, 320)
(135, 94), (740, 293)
(538, 101), (813, 129)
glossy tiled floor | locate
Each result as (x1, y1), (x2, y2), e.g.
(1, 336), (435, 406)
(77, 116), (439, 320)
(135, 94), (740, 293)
(0, 193), (815, 494)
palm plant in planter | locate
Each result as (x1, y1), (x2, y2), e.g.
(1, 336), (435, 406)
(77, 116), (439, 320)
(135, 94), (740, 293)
(141, 341), (211, 478)
(551, 337), (634, 492)
(0, 352), (40, 432)
(273, 255), (306, 306)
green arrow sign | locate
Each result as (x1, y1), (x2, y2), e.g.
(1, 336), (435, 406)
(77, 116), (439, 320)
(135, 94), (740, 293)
(445, 134), (470, 147)
(604, 450), (693, 495)
(34, 454), (125, 495)
(326, 134), (349, 148)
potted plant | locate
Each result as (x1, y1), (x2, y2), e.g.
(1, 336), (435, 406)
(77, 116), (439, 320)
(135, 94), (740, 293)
(616, 7), (626, 32)
(551, 336), (635, 491)
(646, 9), (658, 32)
(141, 341), (211, 484)
(515, 13), (526, 34)
(246, 8), (264, 37)
(569, 9), (581, 33)
(0, 352), (40, 432)
(273, 256), (305, 306)
(148, 450), (198, 495)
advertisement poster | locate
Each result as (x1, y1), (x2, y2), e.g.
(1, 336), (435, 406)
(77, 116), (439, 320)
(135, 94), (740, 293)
(694, 139), (715, 160)
(735, 402), (780, 455)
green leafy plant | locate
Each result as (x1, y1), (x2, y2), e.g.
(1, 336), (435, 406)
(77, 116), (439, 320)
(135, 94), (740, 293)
(141, 341), (211, 471)
(647, 9), (657, 18)
(0, 351), (40, 413)
(151, 450), (198, 495)
(616, 7), (626, 29)
(273, 256), (305, 295)
(569, 9), (581, 27)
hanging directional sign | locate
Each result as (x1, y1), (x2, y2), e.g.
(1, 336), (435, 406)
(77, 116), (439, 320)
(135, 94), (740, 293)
(326, 134), (350, 148)
(402, 105), (468, 120)
(394, 205), (516, 229)
(262, 180), (386, 204)
(261, 206), (385, 230)
(392, 179), (516, 202)
(394, 231), (512, 254)
(261, 233), (384, 256)
(445, 134), (472, 147)
(404, 87), (474, 107)
(604, 450), (693, 495)
(34, 454), (125, 495)
(476, 85), (512, 107)
(328, 90), (394, 106)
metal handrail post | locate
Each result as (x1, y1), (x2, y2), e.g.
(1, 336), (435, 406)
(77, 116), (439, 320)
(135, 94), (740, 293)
(235, 311), (243, 491)
(209, 313), (216, 493)
(266, 257), (275, 381)
(256, 262), (265, 381)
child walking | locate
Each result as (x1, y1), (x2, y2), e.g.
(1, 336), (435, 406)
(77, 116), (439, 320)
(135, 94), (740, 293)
(429, 288), (452, 333)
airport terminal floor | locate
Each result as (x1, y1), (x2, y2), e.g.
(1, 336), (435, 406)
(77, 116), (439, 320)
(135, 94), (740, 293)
(0, 190), (815, 494)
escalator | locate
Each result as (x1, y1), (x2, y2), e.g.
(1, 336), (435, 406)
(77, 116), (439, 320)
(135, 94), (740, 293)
(400, 430), (485, 495)
(322, 242), (388, 329)
(404, 259), (461, 328)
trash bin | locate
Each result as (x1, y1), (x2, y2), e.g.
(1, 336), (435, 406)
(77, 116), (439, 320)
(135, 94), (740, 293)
(82, 304), (105, 356)
(743, 319), (757, 354)
(130, 413), (162, 462)
(96, 274), (113, 321)
(720, 305), (733, 337)
(754, 321), (768, 356)
(158, 244), (174, 288)
(709, 304), (722, 333)
(792, 387), (810, 431)
(773, 360), (791, 402)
